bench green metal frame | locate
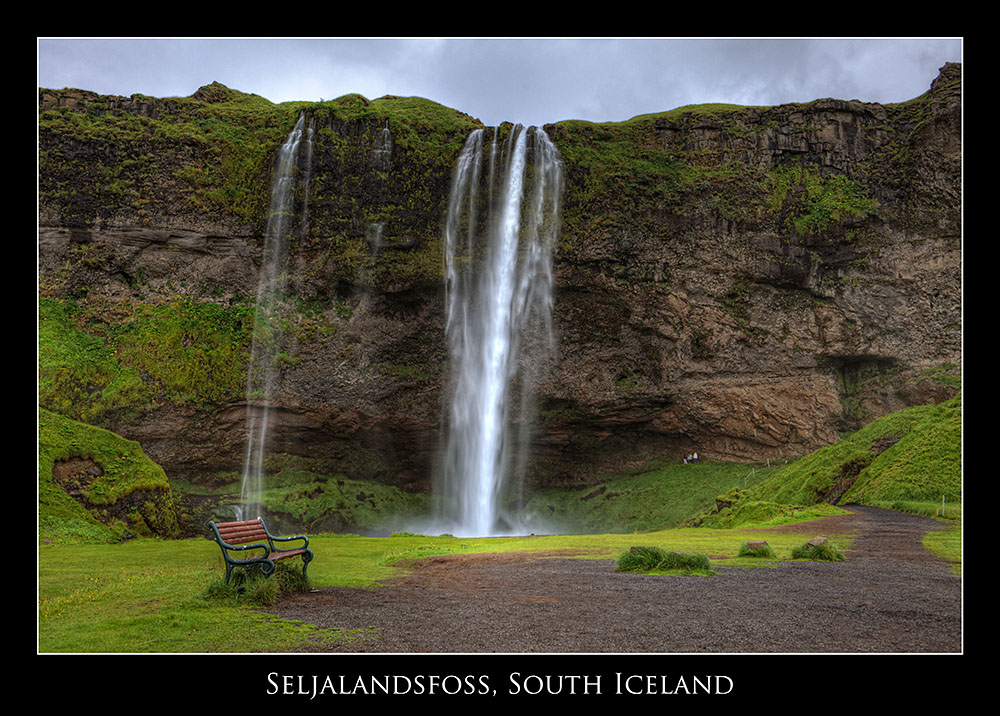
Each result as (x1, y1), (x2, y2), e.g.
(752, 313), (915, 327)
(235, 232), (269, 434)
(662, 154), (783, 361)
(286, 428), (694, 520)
(208, 518), (314, 584)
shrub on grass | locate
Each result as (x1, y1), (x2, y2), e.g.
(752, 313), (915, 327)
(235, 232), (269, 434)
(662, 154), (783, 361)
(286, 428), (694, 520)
(203, 562), (311, 607)
(737, 541), (777, 559)
(791, 539), (845, 561)
(616, 546), (712, 574)
(273, 561), (312, 594)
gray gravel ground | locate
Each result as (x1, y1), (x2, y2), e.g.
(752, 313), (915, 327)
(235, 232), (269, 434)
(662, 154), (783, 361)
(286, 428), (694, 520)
(271, 505), (961, 653)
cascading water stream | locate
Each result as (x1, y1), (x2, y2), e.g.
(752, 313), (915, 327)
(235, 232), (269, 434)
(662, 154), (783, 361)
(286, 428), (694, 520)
(438, 124), (563, 537)
(238, 112), (313, 521)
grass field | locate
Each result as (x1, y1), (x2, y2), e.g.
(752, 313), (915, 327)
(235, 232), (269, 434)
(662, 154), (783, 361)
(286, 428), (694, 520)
(37, 393), (961, 653)
(38, 513), (865, 653)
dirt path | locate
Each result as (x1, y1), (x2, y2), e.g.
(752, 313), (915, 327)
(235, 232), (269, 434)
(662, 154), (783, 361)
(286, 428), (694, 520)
(270, 505), (961, 653)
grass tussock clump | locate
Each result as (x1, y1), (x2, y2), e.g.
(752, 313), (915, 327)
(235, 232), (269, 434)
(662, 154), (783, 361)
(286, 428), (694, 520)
(616, 546), (713, 575)
(791, 539), (845, 562)
(203, 562), (312, 607)
(737, 541), (777, 559)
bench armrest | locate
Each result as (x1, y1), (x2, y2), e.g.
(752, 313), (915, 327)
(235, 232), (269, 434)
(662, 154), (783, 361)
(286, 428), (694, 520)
(270, 533), (309, 551)
(216, 539), (270, 558)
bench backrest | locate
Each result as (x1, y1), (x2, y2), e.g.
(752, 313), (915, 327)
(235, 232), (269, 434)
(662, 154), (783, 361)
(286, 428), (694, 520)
(212, 519), (271, 547)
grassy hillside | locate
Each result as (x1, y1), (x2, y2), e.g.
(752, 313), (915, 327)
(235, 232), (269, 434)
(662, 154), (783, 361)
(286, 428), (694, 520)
(38, 408), (180, 542)
(173, 465), (432, 537)
(695, 393), (961, 528)
(520, 459), (788, 533)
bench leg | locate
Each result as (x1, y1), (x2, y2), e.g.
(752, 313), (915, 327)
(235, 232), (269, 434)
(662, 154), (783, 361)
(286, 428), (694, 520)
(301, 550), (314, 580)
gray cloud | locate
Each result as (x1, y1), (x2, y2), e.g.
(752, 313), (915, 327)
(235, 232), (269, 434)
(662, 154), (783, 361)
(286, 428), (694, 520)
(37, 38), (962, 127)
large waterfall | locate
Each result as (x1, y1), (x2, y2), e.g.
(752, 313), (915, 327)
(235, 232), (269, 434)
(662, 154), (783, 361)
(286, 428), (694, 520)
(437, 125), (564, 537)
(239, 112), (314, 521)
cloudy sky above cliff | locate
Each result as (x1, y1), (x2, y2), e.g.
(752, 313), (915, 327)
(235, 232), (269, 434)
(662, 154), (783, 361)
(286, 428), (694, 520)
(37, 37), (962, 127)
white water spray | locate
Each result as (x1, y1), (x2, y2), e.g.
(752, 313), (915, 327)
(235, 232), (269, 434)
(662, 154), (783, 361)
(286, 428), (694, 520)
(239, 113), (313, 521)
(438, 125), (563, 537)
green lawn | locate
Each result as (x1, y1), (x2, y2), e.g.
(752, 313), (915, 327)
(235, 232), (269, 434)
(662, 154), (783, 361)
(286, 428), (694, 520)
(38, 516), (859, 653)
(923, 522), (962, 575)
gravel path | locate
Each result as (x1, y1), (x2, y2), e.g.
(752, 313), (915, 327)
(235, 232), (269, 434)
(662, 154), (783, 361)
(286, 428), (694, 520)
(271, 505), (961, 653)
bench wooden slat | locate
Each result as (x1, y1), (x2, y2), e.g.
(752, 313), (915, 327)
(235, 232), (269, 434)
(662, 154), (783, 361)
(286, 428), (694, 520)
(215, 521), (267, 531)
(217, 524), (266, 534)
(224, 535), (267, 545)
(217, 526), (268, 544)
(215, 521), (265, 531)
(216, 523), (263, 537)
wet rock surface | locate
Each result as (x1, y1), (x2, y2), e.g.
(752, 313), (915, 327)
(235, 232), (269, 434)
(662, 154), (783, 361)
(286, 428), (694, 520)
(271, 506), (961, 653)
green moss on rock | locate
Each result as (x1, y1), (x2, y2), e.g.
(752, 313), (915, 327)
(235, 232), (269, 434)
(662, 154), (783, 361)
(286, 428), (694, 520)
(39, 408), (180, 542)
(39, 296), (254, 424)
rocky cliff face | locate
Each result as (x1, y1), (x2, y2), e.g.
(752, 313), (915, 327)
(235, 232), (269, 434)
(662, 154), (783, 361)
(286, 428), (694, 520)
(38, 66), (961, 496)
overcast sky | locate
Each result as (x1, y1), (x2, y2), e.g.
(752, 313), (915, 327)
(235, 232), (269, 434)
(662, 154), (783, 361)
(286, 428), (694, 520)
(37, 38), (962, 128)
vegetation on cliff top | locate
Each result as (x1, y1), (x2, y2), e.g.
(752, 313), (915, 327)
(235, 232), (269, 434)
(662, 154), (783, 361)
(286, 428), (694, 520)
(38, 71), (955, 298)
(547, 70), (958, 261)
(550, 116), (877, 268)
(38, 85), (481, 291)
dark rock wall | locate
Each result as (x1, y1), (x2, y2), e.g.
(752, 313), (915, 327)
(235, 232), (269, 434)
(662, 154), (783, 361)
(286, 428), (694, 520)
(37, 65), (962, 490)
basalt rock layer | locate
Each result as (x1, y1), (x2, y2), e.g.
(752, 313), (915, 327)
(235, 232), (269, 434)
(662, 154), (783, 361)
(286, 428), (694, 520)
(38, 65), (962, 497)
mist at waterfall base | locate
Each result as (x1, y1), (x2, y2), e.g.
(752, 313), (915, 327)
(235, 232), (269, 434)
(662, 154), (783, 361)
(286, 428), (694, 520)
(236, 118), (564, 539)
(416, 124), (565, 538)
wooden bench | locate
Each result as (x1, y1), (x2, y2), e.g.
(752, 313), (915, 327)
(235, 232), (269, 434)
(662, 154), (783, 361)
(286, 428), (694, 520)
(208, 518), (313, 584)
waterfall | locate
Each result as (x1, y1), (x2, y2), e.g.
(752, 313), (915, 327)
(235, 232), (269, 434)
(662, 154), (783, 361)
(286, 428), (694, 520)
(438, 124), (564, 537)
(371, 119), (393, 171)
(238, 112), (313, 521)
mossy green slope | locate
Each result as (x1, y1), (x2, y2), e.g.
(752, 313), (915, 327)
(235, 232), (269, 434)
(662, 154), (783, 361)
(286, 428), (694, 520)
(39, 295), (254, 425)
(39, 408), (180, 542)
(207, 466), (432, 535)
(520, 460), (787, 534)
(841, 395), (962, 505)
(697, 393), (961, 527)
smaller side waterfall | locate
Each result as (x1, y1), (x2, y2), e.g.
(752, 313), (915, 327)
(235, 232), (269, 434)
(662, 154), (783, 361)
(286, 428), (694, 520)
(371, 119), (393, 171)
(367, 120), (392, 255)
(238, 112), (313, 521)
(437, 124), (564, 537)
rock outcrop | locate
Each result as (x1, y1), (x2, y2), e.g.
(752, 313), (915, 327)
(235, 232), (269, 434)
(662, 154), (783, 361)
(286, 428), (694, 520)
(37, 64), (962, 495)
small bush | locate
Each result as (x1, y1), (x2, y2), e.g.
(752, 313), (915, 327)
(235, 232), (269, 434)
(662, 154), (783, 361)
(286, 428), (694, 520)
(203, 562), (311, 607)
(737, 541), (777, 559)
(617, 546), (713, 574)
(272, 561), (312, 594)
(791, 541), (845, 561)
